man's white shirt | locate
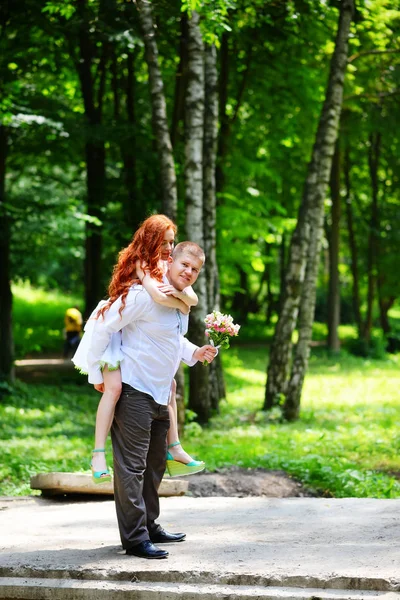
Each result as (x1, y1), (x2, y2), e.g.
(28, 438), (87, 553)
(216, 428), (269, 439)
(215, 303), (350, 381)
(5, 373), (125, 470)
(87, 285), (198, 405)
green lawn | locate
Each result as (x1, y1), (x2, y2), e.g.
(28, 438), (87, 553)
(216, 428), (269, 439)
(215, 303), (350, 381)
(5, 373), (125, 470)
(1, 345), (399, 498)
(5, 283), (400, 498)
(13, 283), (82, 358)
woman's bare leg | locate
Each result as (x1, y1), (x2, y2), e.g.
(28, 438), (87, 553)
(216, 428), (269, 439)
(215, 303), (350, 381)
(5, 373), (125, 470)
(92, 366), (122, 474)
(167, 378), (198, 464)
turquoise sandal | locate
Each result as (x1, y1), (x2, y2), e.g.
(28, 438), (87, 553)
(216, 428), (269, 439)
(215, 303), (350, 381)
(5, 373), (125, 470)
(166, 441), (205, 477)
(91, 448), (112, 484)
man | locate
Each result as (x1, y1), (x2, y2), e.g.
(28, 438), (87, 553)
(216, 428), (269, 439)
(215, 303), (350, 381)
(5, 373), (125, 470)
(87, 242), (217, 559)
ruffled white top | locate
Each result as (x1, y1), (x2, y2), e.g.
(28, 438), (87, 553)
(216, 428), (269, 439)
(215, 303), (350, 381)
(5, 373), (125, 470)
(72, 300), (123, 375)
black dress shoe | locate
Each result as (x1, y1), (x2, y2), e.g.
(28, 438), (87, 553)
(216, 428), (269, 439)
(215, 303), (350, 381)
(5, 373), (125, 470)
(150, 529), (186, 543)
(126, 540), (168, 559)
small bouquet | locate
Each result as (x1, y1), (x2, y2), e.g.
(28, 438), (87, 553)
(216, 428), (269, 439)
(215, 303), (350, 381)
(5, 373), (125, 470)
(203, 310), (240, 365)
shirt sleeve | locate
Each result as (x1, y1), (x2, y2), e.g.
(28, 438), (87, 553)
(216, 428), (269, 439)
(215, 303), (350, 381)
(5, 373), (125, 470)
(87, 288), (150, 384)
(180, 337), (199, 367)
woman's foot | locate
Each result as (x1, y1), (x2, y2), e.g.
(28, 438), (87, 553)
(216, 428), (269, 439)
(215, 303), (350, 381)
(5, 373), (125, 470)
(166, 442), (205, 477)
(91, 449), (111, 484)
(167, 441), (197, 465)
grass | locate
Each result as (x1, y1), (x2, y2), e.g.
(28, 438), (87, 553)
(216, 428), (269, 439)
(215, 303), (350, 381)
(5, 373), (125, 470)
(190, 346), (400, 498)
(4, 283), (400, 498)
(13, 282), (82, 358)
(1, 346), (399, 498)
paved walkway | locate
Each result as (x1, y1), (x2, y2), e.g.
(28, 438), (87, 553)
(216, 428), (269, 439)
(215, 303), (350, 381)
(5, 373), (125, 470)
(0, 496), (399, 599)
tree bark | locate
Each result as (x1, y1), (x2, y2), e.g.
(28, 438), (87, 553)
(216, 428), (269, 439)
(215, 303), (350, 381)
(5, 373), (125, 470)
(0, 125), (14, 384)
(171, 12), (189, 149)
(216, 33), (229, 195)
(203, 43), (224, 411)
(265, 0), (354, 414)
(184, 11), (209, 423)
(135, 0), (177, 220)
(363, 131), (381, 342)
(203, 44), (219, 315)
(74, 0), (107, 316)
(112, 50), (143, 232)
(327, 140), (341, 352)
(278, 233), (286, 316)
(344, 145), (362, 333)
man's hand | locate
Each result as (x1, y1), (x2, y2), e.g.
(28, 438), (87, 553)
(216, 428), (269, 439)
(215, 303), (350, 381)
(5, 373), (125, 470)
(193, 345), (218, 364)
(94, 383), (105, 393)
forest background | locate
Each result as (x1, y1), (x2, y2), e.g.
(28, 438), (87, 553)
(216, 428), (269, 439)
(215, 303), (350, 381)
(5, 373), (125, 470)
(1, 0), (400, 497)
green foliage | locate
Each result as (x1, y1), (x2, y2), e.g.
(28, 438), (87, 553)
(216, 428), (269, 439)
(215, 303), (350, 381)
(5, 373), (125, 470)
(347, 331), (387, 359)
(2, 0), (399, 341)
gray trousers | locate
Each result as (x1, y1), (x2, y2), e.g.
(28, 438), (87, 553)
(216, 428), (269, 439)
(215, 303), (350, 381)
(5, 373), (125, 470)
(111, 383), (170, 549)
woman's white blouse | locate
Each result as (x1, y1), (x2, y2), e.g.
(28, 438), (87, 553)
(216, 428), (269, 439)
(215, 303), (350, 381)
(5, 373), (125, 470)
(87, 286), (198, 405)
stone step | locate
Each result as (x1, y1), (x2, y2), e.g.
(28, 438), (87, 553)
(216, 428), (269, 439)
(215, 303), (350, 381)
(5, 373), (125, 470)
(0, 566), (398, 594)
(0, 577), (398, 600)
(30, 472), (188, 497)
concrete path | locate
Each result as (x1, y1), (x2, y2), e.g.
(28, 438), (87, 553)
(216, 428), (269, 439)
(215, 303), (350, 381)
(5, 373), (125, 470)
(0, 496), (399, 600)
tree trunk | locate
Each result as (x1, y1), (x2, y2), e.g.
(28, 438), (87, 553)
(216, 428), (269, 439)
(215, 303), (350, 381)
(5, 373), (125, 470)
(0, 125), (14, 384)
(327, 140), (341, 352)
(278, 233), (286, 317)
(84, 142), (106, 315)
(377, 288), (394, 336)
(184, 11), (209, 423)
(135, 0), (177, 220)
(122, 52), (143, 231)
(203, 43), (224, 411)
(265, 0), (354, 414)
(216, 33), (229, 195)
(171, 12), (189, 149)
(344, 145), (362, 333)
(75, 0), (107, 316)
(363, 132), (381, 342)
(203, 44), (219, 315)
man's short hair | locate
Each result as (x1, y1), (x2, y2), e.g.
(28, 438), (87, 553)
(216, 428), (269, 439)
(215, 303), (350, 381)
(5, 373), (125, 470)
(172, 241), (205, 264)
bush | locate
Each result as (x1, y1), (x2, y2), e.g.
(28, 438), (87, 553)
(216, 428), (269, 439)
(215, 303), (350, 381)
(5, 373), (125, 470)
(347, 332), (387, 360)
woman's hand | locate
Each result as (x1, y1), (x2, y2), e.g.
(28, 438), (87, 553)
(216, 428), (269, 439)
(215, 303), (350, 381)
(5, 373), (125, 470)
(157, 283), (177, 295)
(193, 345), (218, 364)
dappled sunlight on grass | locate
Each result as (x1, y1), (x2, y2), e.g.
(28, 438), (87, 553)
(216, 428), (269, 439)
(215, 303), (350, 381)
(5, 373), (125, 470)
(186, 346), (400, 498)
(13, 282), (81, 358)
(2, 345), (400, 498)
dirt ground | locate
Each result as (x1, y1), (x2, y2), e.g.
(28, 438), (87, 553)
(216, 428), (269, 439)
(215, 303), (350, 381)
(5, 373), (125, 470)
(182, 467), (314, 498)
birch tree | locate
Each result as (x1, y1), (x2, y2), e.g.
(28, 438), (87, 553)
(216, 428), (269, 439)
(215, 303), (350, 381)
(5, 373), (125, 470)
(135, 0), (177, 221)
(184, 11), (210, 422)
(203, 43), (225, 409)
(265, 0), (354, 417)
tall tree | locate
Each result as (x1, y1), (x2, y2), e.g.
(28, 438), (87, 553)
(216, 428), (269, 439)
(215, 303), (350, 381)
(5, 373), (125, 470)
(203, 42), (225, 409)
(62, 0), (110, 316)
(185, 10), (210, 423)
(343, 143), (362, 334)
(135, 0), (178, 221)
(362, 130), (381, 342)
(264, 0), (354, 417)
(327, 140), (341, 352)
(0, 125), (14, 384)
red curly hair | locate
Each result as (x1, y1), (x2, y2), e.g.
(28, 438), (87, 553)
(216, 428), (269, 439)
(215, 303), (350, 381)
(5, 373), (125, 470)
(98, 214), (176, 319)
